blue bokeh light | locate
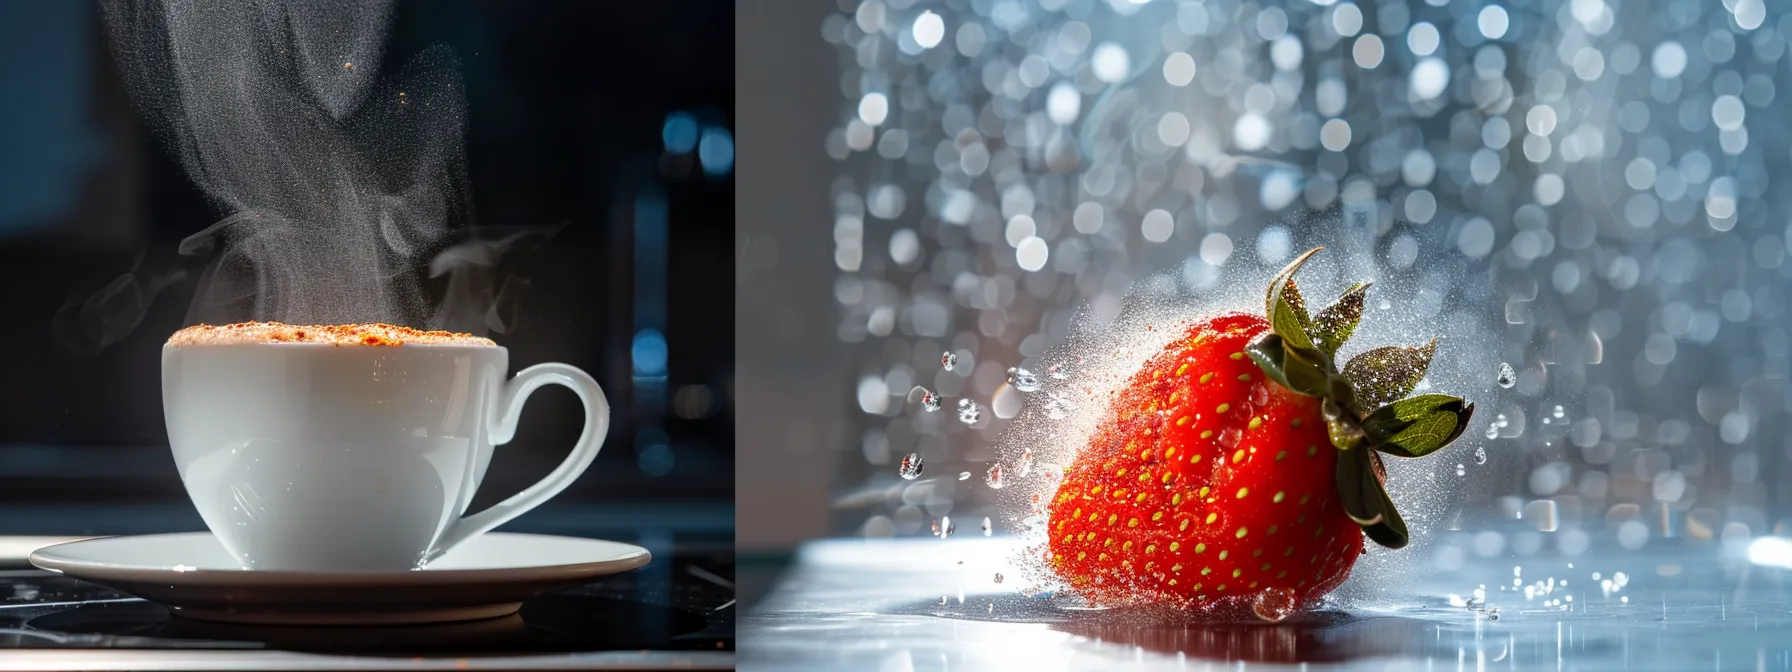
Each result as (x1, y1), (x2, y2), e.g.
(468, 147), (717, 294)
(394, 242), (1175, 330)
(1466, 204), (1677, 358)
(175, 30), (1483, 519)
(631, 328), (668, 376)
(698, 127), (734, 176)
(661, 112), (699, 155)
(635, 428), (674, 477)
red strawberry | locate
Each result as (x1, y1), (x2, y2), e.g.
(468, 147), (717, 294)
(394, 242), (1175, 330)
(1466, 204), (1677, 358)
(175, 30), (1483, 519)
(1045, 248), (1473, 620)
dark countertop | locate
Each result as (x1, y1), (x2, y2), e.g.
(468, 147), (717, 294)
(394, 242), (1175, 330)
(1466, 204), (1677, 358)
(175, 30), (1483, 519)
(0, 535), (735, 670)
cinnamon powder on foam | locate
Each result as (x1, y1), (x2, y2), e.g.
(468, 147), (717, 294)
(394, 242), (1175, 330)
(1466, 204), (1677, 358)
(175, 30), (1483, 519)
(167, 322), (495, 347)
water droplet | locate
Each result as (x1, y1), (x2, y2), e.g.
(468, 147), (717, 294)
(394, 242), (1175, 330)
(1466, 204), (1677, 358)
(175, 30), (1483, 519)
(1249, 384), (1269, 407)
(958, 399), (982, 424)
(1475, 446), (1488, 464)
(1485, 423), (1499, 439)
(941, 351), (958, 371)
(958, 471), (972, 481)
(1497, 363), (1516, 388)
(1217, 427), (1243, 449)
(920, 389), (942, 412)
(1487, 608), (1501, 621)
(935, 516), (955, 538)
(1495, 413), (1510, 428)
(1251, 587), (1300, 623)
(1047, 361), (1072, 380)
(1456, 464), (1466, 476)
(986, 463), (1005, 489)
(1017, 448), (1034, 477)
(939, 595), (948, 606)
(898, 453), (924, 480)
(1552, 405), (1565, 419)
(1008, 367), (1041, 392)
(981, 516), (993, 536)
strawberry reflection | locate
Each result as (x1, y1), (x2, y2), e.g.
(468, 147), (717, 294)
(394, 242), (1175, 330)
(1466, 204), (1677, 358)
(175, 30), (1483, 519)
(1052, 611), (1431, 665)
(903, 594), (1433, 665)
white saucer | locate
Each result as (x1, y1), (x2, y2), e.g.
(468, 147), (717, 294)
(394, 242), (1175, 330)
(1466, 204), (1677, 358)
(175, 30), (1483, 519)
(29, 532), (651, 626)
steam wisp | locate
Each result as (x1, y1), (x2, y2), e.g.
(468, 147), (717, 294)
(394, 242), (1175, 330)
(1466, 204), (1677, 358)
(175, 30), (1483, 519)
(62, 0), (545, 354)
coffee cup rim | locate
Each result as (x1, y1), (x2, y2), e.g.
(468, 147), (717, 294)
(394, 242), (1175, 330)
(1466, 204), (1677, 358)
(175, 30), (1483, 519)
(162, 342), (503, 350)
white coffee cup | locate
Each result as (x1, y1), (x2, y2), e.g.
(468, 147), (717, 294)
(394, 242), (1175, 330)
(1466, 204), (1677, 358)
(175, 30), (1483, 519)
(162, 341), (609, 571)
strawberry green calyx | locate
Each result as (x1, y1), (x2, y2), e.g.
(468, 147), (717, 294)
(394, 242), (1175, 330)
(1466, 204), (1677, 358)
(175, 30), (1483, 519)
(1242, 247), (1475, 549)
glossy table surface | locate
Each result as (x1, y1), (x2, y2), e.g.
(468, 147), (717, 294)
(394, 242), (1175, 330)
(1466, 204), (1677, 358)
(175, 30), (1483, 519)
(739, 536), (1792, 671)
(0, 535), (734, 670)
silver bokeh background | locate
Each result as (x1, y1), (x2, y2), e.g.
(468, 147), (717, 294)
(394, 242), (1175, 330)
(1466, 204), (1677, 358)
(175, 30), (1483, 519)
(741, 0), (1792, 597)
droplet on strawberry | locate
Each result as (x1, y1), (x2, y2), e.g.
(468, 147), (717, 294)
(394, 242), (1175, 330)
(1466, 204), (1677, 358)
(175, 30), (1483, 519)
(1251, 586), (1299, 623)
(1045, 247), (1475, 617)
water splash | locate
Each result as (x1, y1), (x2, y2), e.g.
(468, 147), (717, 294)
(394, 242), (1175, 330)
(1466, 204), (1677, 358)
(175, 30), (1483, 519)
(897, 453), (923, 480)
(914, 387), (942, 412)
(957, 399), (982, 425)
(1007, 367), (1040, 393)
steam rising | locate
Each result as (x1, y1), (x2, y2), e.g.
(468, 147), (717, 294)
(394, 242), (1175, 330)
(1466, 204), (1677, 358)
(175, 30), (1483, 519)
(63, 0), (540, 353)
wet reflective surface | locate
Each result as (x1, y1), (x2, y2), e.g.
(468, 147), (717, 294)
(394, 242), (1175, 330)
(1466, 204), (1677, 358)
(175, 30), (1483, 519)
(740, 537), (1792, 671)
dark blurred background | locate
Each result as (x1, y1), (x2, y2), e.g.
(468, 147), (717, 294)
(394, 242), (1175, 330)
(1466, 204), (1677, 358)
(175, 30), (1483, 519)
(0, 1), (734, 550)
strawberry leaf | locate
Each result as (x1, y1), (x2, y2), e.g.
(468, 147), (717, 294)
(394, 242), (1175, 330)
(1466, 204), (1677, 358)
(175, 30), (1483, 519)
(1264, 247), (1322, 317)
(1335, 446), (1408, 549)
(1270, 278), (1316, 353)
(1264, 248), (1322, 354)
(1310, 281), (1369, 356)
(1343, 339), (1437, 410)
(1281, 346), (1331, 398)
(1245, 333), (1296, 391)
(1386, 411), (1459, 456)
(1362, 395), (1476, 458)
(1245, 332), (1328, 397)
(1373, 393), (1465, 423)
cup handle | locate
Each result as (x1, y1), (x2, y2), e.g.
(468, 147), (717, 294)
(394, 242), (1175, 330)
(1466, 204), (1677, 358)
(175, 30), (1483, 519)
(430, 363), (610, 560)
